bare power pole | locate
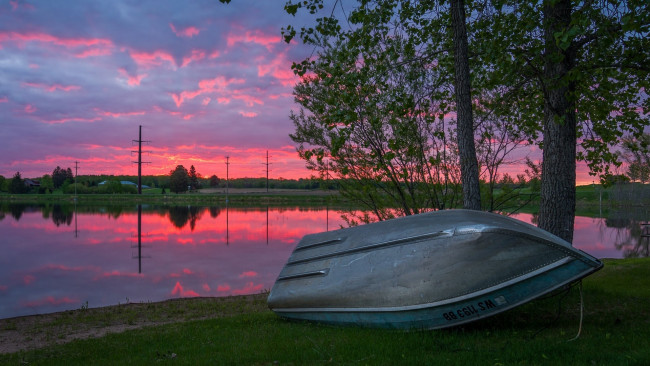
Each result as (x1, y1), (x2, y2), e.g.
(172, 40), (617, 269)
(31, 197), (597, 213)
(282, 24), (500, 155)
(262, 150), (273, 193)
(132, 125), (151, 194)
(225, 156), (230, 202)
(73, 160), (80, 199)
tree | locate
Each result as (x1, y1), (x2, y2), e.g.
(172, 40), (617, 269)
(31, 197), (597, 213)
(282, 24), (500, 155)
(473, 0), (649, 242)
(169, 165), (189, 194)
(39, 174), (54, 194)
(52, 166), (73, 189)
(288, 24), (464, 221)
(188, 165), (200, 190)
(451, 0), (481, 210)
(9, 172), (27, 194)
(283, 0), (648, 239)
(0, 175), (6, 192)
(621, 134), (650, 183)
(283, 0), (523, 221)
(209, 174), (220, 187)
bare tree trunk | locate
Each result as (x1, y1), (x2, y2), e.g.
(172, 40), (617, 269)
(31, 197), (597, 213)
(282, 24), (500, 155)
(539, 0), (576, 243)
(451, 0), (481, 210)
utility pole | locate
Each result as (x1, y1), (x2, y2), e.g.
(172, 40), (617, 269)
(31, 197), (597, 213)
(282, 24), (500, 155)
(225, 156), (230, 202)
(73, 160), (79, 199)
(262, 150), (272, 193)
(132, 125), (151, 194)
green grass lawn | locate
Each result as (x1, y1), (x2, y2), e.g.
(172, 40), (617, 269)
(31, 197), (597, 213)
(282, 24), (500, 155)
(1, 258), (648, 365)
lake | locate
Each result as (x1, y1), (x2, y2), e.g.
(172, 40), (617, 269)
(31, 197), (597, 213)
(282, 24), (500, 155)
(1, 203), (648, 319)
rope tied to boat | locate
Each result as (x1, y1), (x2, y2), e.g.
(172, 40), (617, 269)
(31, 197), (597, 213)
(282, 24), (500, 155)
(567, 280), (584, 342)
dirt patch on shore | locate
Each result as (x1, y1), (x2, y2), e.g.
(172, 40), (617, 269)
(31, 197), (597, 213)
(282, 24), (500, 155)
(0, 294), (268, 354)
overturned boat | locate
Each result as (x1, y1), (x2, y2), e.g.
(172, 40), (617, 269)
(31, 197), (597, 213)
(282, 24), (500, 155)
(267, 209), (603, 330)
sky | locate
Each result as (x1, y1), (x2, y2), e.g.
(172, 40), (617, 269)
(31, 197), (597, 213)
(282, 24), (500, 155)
(0, 0), (615, 184)
(0, 0), (321, 179)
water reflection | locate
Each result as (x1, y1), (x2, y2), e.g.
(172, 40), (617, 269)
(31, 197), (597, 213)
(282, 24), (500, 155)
(0, 203), (646, 320)
(0, 203), (340, 319)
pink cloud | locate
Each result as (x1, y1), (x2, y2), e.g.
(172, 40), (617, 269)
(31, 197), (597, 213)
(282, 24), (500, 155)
(226, 29), (281, 51)
(22, 296), (78, 308)
(75, 47), (112, 58)
(239, 271), (258, 278)
(232, 282), (264, 295)
(217, 284), (231, 292)
(23, 275), (36, 285)
(202, 283), (211, 292)
(170, 23), (200, 38)
(171, 281), (200, 297)
(95, 108), (146, 118)
(177, 238), (194, 244)
(0, 31), (113, 55)
(0, 285), (7, 291)
(22, 82), (81, 92)
(201, 97), (211, 105)
(24, 104), (36, 113)
(232, 93), (264, 107)
(40, 116), (102, 124)
(257, 52), (299, 87)
(181, 49), (206, 67)
(10, 1), (34, 11)
(118, 68), (147, 86)
(129, 49), (176, 69)
(239, 111), (258, 118)
(0, 96), (7, 102)
(170, 76), (245, 107)
(95, 271), (144, 280)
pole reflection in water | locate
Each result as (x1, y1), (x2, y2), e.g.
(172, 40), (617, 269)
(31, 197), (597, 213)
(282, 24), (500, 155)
(132, 204), (150, 274)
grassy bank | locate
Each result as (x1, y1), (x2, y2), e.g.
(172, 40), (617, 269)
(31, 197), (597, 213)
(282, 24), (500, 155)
(1, 258), (648, 365)
(0, 188), (340, 206)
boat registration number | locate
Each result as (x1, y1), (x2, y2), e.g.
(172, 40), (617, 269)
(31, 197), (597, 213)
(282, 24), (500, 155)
(442, 296), (507, 321)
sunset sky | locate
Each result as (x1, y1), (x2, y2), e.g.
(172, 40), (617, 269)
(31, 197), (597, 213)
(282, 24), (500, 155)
(0, 0), (322, 180)
(0, 0), (611, 184)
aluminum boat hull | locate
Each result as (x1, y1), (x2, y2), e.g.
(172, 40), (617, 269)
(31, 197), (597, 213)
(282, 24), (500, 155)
(267, 209), (603, 330)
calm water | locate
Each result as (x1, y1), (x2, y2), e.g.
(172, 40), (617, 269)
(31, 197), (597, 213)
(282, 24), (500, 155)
(0, 204), (647, 319)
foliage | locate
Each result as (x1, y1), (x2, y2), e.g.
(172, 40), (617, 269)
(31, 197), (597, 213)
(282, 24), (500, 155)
(620, 134), (650, 183)
(52, 166), (74, 189)
(188, 165), (201, 190)
(284, 0), (537, 222)
(0, 175), (6, 192)
(8, 172), (28, 194)
(283, 0), (648, 239)
(208, 174), (220, 187)
(39, 174), (54, 194)
(169, 165), (189, 194)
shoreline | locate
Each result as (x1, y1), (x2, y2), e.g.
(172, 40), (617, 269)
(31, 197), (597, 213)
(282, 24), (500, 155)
(0, 293), (269, 354)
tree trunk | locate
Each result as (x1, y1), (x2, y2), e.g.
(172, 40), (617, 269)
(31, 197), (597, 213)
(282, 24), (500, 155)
(539, 0), (577, 243)
(450, 0), (481, 210)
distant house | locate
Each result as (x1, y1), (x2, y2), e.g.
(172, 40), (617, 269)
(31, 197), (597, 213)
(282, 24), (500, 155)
(98, 180), (150, 189)
(24, 179), (40, 188)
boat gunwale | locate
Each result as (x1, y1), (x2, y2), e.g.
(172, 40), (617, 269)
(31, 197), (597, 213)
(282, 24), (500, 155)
(270, 256), (601, 314)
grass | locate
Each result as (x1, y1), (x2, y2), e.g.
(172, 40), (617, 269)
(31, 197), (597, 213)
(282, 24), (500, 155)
(1, 258), (648, 365)
(0, 190), (340, 206)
